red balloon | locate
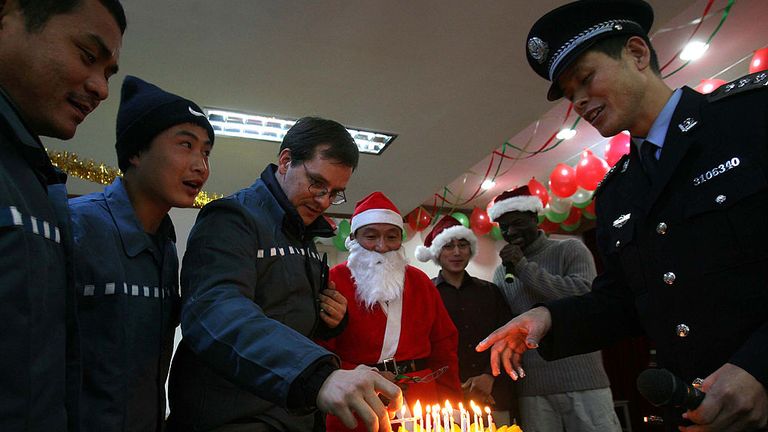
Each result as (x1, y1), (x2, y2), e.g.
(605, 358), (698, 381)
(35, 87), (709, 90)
(749, 47), (768, 74)
(406, 207), (432, 232)
(562, 207), (582, 226)
(527, 177), (549, 207)
(695, 78), (727, 95)
(323, 215), (338, 232)
(604, 131), (631, 167)
(538, 218), (560, 233)
(469, 207), (493, 236)
(575, 150), (609, 191)
(549, 163), (578, 198)
(583, 199), (596, 219)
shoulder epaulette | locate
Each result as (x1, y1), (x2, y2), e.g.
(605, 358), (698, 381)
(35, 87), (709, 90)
(708, 71), (768, 102)
(594, 153), (629, 196)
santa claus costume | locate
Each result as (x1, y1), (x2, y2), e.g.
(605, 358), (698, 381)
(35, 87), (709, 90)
(319, 192), (460, 432)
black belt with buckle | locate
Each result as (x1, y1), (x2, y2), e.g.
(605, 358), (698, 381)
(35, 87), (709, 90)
(370, 357), (429, 375)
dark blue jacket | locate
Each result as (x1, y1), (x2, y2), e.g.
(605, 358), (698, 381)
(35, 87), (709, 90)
(540, 75), (768, 427)
(168, 165), (339, 432)
(0, 89), (78, 431)
(70, 177), (179, 432)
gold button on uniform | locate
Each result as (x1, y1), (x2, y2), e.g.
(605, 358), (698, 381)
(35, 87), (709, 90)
(663, 272), (676, 285)
(676, 324), (690, 337)
(656, 222), (668, 235)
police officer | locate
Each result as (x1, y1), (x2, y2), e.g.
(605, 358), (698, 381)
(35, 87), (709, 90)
(477, 0), (768, 430)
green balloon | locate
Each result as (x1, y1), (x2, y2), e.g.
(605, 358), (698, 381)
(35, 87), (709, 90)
(582, 209), (596, 220)
(401, 228), (408, 242)
(545, 209), (569, 223)
(538, 213), (545, 224)
(332, 235), (347, 251)
(451, 212), (469, 227)
(338, 219), (352, 237)
(490, 224), (503, 240)
(561, 220), (581, 232)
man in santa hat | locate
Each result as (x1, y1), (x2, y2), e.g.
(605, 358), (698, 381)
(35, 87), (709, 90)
(416, 215), (515, 423)
(484, 185), (620, 432)
(319, 192), (461, 431)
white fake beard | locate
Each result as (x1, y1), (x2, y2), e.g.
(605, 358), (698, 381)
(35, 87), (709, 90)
(346, 240), (408, 310)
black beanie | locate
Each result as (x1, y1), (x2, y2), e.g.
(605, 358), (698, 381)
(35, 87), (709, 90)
(115, 75), (215, 172)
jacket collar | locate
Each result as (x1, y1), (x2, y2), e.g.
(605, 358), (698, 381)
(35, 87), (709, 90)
(105, 177), (176, 260)
(644, 87), (705, 206)
(260, 164), (335, 240)
(0, 87), (64, 186)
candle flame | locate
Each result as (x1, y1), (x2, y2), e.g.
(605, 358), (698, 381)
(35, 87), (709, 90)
(445, 400), (452, 411)
(472, 404), (482, 415)
(426, 404), (431, 414)
(484, 406), (491, 414)
(458, 402), (465, 411)
(414, 401), (422, 417)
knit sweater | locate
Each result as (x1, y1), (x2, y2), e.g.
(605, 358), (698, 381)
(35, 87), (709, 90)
(493, 231), (611, 397)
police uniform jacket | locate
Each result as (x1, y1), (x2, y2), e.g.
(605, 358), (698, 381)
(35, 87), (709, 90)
(0, 88), (79, 431)
(167, 164), (341, 432)
(540, 74), (768, 398)
(70, 177), (179, 432)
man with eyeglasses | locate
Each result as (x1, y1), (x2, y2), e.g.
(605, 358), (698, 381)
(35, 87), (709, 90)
(485, 186), (620, 432)
(416, 215), (516, 423)
(318, 191), (461, 431)
(167, 117), (402, 432)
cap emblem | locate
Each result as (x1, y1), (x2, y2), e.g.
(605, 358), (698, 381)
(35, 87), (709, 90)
(188, 106), (205, 117)
(528, 37), (549, 64)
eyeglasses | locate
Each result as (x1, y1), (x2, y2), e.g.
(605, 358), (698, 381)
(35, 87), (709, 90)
(441, 241), (471, 252)
(302, 163), (347, 205)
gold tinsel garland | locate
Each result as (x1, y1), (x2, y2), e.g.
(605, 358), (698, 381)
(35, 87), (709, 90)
(46, 149), (223, 208)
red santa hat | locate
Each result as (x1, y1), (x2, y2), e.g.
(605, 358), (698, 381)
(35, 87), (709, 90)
(415, 215), (477, 265)
(487, 185), (543, 221)
(350, 191), (403, 234)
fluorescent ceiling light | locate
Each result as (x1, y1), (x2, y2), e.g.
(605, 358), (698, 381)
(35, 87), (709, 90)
(679, 41), (709, 61)
(204, 108), (396, 155)
(556, 128), (577, 140)
(481, 179), (496, 190)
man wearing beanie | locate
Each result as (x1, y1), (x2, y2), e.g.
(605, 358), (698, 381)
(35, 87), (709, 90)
(318, 191), (461, 432)
(69, 75), (214, 432)
(417, 215), (515, 422)
(477, 1), (768, 430)
(0, 1), (125, 430)
(485, 186), (620, 432)
(167, 119), (403, 432)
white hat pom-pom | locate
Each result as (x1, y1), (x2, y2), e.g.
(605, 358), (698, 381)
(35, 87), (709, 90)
(415, 245), (433, 262)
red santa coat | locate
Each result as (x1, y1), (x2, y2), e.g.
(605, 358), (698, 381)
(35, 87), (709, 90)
(320, 263), (461, 431)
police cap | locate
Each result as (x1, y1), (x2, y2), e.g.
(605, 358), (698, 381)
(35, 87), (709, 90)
(527, 0), (654, 101)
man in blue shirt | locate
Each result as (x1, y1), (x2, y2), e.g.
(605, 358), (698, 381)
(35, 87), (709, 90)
(69, 75), (214, 432)
(0, 1), (124, 430)
(167, 117), (403, 432)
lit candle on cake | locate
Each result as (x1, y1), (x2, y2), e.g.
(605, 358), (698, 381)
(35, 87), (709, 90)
(414, 401), (423, 432)
(485, 406), (495, 432)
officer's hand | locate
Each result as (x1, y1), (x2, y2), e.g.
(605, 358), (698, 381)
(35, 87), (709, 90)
(317, 365), (403, 432)
(499, 244), (524, 267)
(462, 373), (496, 404)
(680, 363), (767, 432)
(319, 281), (347, 328)
(475, 306), (551, 380)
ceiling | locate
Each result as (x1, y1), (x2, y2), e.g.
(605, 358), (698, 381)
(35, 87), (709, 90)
(48, 0), (768, 217)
